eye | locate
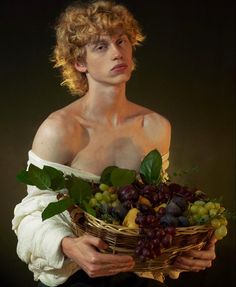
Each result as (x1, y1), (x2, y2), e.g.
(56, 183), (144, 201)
(117, 38), (126, 45)
(95, 43), (107, 51)
(97, 45), (105, 50)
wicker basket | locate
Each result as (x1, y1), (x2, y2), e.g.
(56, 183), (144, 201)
(70, 207), (214, 273)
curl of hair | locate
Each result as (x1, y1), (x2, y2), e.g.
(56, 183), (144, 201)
(53, 0), (145, 96)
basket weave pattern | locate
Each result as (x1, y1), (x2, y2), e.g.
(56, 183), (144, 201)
(70, 208), (214, 272)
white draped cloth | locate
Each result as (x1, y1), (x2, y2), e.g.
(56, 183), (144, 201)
(12, 150), (170, 286)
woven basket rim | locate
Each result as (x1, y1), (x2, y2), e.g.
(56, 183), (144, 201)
(70, 208), (213, 236)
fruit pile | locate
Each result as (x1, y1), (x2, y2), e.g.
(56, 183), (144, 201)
(88, 180), (228, 261)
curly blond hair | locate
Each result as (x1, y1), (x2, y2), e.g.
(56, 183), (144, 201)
(53, 0), (145, 96)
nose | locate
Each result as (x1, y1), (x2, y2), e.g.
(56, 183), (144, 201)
(110, 43), (122, 60)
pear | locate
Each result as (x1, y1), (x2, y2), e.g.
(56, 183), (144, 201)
(122, 208), (139, 228)
(138, 195), (152, 207)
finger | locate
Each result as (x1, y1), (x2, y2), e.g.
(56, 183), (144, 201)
(174, 260), (206, 272)
(174, 256), (212, 269)
(84, 234), (108, 250)
(86, 261), (135, 278)
(182, 249), (216, 261)
(205, 235), (217, 248)
(84, 236), (134, 263)
(89, 251), (134, 265)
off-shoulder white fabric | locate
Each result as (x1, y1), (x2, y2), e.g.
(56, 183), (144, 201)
(12, 150), (170, 286)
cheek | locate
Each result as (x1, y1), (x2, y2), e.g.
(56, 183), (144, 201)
(86, 57), (104, 71)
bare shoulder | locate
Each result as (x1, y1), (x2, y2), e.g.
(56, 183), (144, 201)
(32, 107), (83, 164)
(128, 102), (171, 154)
(128, 101), (171, 131)
(144, 110), (171, 154)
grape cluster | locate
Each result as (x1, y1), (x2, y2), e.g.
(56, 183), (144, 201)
(135, 215), (176, 261)
(89, 183), (119, 207)
(135, 227), (176, 261)
(139, 183), (172, 205)
(117, 185), (139, 209)
(188, 200), (228, 239)
(89, 183), (125, 223)
(132, 203), (177, 261)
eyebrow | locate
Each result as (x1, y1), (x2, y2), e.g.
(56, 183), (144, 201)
(89, 33), (126, 47)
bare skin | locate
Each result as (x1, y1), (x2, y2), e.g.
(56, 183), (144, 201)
(32, 32), (216, 277)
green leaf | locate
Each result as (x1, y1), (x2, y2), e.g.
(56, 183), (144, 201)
(42, 197), (74, 221)
(110, 168), (136, 187)
(24, 164), (51, 190)
(16, 170), (34, 185)
(100, 166), (118, 186)
(43, 166), (65, 190)
(66, 175), (92, 205)
(139, 149), (162, 184)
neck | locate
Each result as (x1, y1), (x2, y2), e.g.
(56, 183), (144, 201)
(80, 83), (128, 126)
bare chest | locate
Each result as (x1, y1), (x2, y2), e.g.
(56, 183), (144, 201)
(70, 121), (156, 175)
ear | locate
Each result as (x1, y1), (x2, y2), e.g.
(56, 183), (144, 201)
(74, 62), (87, 73)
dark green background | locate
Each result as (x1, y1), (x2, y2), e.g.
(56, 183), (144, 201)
(1, 1), (235, 286)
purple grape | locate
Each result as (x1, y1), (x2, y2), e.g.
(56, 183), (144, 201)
(161, 234), (173, 248)
(165, 226), (176, 236)
(146, 214), (156, 225)
(118, 185), (139, 202)
(168, 183), (183, 194)
(157, 207), (166, 216)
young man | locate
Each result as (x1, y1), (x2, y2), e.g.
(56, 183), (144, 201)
(12, 1), (217, 286)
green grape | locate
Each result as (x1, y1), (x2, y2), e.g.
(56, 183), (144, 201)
(192, 214), (201, 223)
(190, 204), (199, 214)
(194, 200), (205, 206)
(102, 193), (112, 203)
(214, 203), (221, 210)
(211, 218), (221, 229)
(198, 206), (208, 216)
(103, 190), (110, 196)
(99, 183), (109, 191)
(89, 197), (98, 207)
(95, 192), (103, 201)
(100, 200), (107, 206)
(112, 199), (121, 208)
(214, 225), (227, 240)
(110, 193), (118, 201)
(209, 208), (218, 218)
(205, 201), (215, 210)
(199, 214), (210, 224)
(219, 217), (228, 226)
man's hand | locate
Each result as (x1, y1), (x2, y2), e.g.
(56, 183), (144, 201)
(61, 234), (135, 277)
(173, 236), (217, 272)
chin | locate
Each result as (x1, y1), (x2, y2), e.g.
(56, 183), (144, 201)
(113, 72), (132, 84)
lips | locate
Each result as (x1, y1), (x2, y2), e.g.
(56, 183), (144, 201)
(111, 63), (128, 71)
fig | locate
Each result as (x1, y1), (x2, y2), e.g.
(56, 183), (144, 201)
(160, 214), (178, 227)
(171, 196), (187, 211)
(166, 201), (182, 216)
(177, 216), (189, 227)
